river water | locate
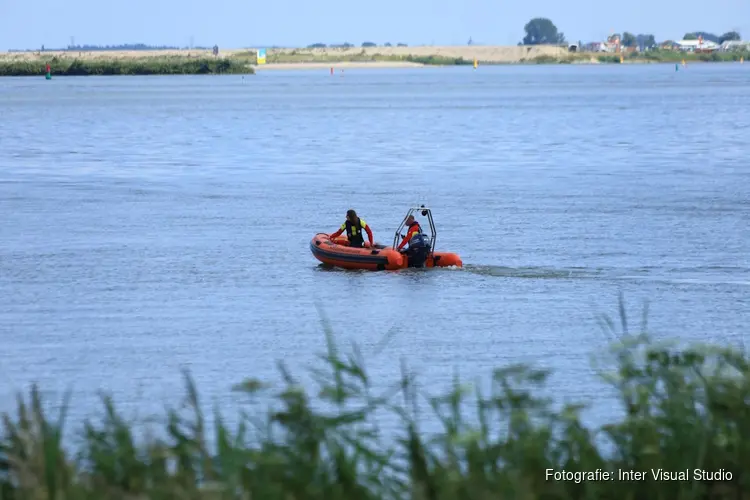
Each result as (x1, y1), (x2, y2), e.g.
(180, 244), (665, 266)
(1, 64), (749, 431)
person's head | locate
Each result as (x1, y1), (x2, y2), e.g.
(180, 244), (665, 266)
(406, 215), (415, 225)
(346, 209), (357, 222)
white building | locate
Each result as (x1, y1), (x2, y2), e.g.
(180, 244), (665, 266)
(720, 40), (750, 52)
(583, 41), (614, 52)
(675, 39), (720, 52)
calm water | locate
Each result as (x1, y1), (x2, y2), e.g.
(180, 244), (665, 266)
(1, 64), (749, 430)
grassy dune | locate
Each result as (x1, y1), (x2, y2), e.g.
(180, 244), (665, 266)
(248, 45), (569, 65)
(1, 301), (748, 498)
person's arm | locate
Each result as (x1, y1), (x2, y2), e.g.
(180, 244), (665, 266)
(397, 234), (408, 250)
(330, 223), (345, 239)
(397, 228), (415, 250)
(361, 219), (374, 246)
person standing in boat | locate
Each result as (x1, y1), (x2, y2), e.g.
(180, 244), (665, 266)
(397, 215), (424, 251)
(329, 209), (374, 248)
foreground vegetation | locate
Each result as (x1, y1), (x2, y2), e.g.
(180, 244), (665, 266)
(1, 302), (748, 499)
(0, 56), (254, 76)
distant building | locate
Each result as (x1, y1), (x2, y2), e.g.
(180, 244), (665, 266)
(581, 38), (641, 53)
(605, 34), (621, 52)
(675, 39), (719, 52)
(720, 40), (750, 52)
(582, 42), (610, 52)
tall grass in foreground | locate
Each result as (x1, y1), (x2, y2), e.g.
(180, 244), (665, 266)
(1, 301), (749, 499)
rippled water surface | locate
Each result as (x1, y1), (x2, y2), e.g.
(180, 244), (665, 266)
(1, 64), (749, 427)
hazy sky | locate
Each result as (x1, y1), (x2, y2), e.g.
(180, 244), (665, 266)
(1, 0), (748, 50)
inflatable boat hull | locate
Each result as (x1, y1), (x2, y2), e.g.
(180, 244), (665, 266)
(310, 234), (462, 271)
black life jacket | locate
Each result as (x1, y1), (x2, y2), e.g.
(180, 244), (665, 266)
(345, 218), (365, 245)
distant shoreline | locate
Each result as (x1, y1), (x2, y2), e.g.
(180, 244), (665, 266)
(253, 61), (426, 70)
(1, 45), (747, 76)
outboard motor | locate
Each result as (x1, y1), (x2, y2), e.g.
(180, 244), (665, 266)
(405, 233), (431, 268)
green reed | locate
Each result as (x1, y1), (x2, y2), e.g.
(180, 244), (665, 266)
(1, 297), (748, 499)
(0, 57), (254, 76)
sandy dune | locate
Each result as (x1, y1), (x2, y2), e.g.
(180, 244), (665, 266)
(266, 45), (570, 63)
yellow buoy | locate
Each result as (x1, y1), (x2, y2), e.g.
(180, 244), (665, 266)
(741, 56), (744, 64)
(473, 58), (477, 69)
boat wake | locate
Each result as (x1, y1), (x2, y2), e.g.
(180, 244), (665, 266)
(462, 264), (750, 286)
(315, 262), (750, 287)
(463, 265), (604, 280)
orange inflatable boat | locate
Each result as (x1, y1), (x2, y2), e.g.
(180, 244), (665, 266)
(310, 206), (462, 271)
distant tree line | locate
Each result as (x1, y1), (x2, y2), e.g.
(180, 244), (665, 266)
(519, 18), (743, 48)
(306, 42), (408, 49)
(521, 18), (566, 45)
(32, 43), (215, 52)
(64, 43), (216, 51)
(682, 31), (741, 43)
(67, 43), (179, 51)
(16, 27), (745, 55)
(610, 33), (657, 50)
